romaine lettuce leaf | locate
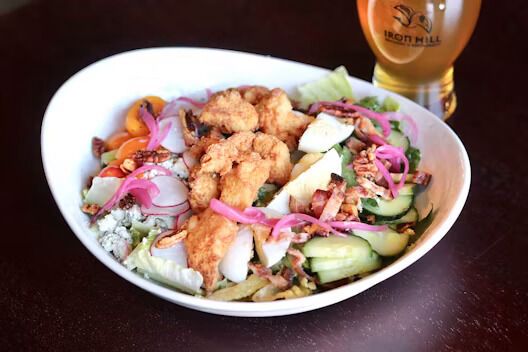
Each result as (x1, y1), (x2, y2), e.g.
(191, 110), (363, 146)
(297, 66), (354, 108)
(125, 233), (203, 294)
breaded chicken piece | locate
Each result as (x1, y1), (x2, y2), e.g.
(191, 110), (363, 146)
(199, 89), (259, 133)
(199, 131), (256, 176)
(220, 154), (271, 210)
(184, 208), (239, 292)
(255, 88), (314, 150)
(189, 131), (292, 211)
(188, 172), (220, 212)
(238, 85), (270, 105)
(187, 133), (223, 168)
(253, 132), (292, 186)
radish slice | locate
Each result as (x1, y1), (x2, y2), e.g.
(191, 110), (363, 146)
(182, 150), (198, 170)
(150, 176), (188, 207)
(158, 117), (186, 153)
(141, 202), (189, 216)
(160, 98), (201, 119)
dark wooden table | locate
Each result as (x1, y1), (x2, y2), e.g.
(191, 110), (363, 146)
(2, 1), (527, 351)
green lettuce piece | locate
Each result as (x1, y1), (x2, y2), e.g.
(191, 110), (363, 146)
(357, 96), (400, 113)
(389, 120), (401, 131)
(332, 144), (356, 186)
(381, 96), (400, 112)
(332, 143), (343, 155)
(405, 146), (421, 173)
(297, 66), (354, 109)
(124, 233), (203, 294)
(340, 147), (357, 186)
(357, 96), (382, 112)
(362, 198), (378, 208)
(131, 219), (155, 235)
(254, 184), (279, 207)
(101, 149), (117, 165)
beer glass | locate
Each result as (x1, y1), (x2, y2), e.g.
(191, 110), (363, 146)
(357, 0), (481, 119)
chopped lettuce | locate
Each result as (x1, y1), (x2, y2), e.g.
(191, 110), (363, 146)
(100, 149), (117, 165)
(381, 96), (400, 112)
(131, 219), (155, 235)
(254, 184), (278, 207)
(357, 96), (400, 113)
(84, 177), (122, 206)
(333, 144), (356, 186)
(357, 96), (382, 112)
(332, 143), (343, 155)
(125, 233), (203, 294)
(390, 120), (401, 131)
(362, 198), (378, 208)
(405, 146), (421, 173)
(340, 147), (357, 186)
(297, 66), (354, 109)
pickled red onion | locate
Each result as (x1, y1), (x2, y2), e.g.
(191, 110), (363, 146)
(93, 165), (171, 219)
(328, 221), (388, 232)
(129, 188), (154, 209)
(176, 97), (206, 109)
(348, 104), (392, 137)
(308, 101), (392, 137)
(156, 120), (172, 147)
(368, 134), (387, 146)
(374, 159), (398, 198)
(210, 199), (266, 224)
(271, 213), (346, 239)
(140, 107), (160, 151)
(375, 145), (409, 198)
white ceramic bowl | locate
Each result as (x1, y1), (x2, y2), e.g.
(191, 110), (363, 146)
(41, 47), (470, 317)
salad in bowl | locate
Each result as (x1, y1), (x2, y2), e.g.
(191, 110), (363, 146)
(81, 67), (432, 301)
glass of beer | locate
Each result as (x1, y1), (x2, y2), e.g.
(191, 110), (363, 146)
(357, 0), (481, 119)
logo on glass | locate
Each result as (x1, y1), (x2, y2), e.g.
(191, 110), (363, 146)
(383, 3), (440, 47)
(393, 4), (432, 33)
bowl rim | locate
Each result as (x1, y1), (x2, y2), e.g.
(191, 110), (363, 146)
(41, 47), (471, 316)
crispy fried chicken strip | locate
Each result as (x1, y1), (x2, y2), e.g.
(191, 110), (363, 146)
(220, 154), (271, 210)
(238, 85), (270, 105)
(199, 131), (256, 176)
(252, 132), (292, 186)
(188, 131), (292, 211)
(255, 88), (313, 150)
(184, 209), (239, 292)
(188, 172), (220, 212)
(199, 89), (259, 133)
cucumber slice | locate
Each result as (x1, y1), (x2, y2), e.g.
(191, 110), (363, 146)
(353, 228), (409, 256)
(391, 173), (413, 183)
(386, 130), (410, 151)
(317, 252), (382, 284)
(362, 194), (413, 218)
(398, 184), (415, 196)
(310, 255), (365, 272)
(377, 207), (419, 225)
(302, 235), (371, 259)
